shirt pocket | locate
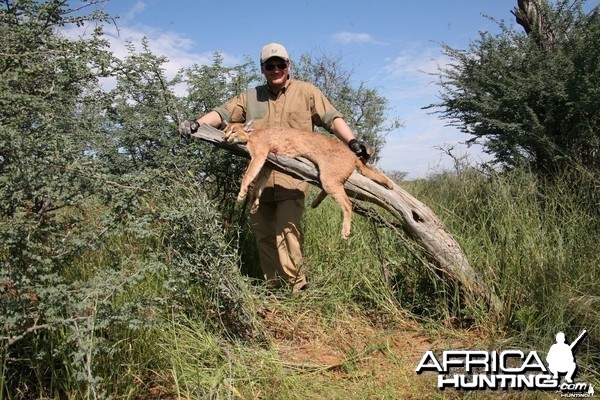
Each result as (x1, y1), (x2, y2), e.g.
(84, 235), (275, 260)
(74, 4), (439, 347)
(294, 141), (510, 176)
(286, 111), (313, 131)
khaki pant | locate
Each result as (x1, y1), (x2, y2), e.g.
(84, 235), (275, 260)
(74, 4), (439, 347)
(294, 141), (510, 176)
(249, 197), (306, 291)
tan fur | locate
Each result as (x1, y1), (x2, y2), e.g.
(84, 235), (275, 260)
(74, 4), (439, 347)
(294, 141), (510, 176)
(223, 121), (394, 239)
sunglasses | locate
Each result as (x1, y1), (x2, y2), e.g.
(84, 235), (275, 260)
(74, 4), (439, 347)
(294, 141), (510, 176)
(264, 62), (288, 71)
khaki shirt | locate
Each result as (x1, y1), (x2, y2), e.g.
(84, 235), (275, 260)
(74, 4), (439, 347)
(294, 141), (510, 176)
(213, 79), (343, 201)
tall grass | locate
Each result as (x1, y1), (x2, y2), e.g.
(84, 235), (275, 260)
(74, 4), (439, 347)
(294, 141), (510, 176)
(404, 168), (599, 375)
(3, 167), (598, 397)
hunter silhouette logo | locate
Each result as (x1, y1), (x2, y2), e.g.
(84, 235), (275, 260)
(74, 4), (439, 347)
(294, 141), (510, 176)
(546, 330), (587, 384)
(416, 329), (593, 394)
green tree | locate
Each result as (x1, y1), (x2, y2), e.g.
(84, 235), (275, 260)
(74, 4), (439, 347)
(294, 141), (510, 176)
(0, 1), (263, 396)
(102, 43), (265, 342)
(0, 0), (113, 336)
(179, 53), (261, 223)
(98, 38), (189, 175)
(429, 0), (599, 176)
(0, 0), (124, 395)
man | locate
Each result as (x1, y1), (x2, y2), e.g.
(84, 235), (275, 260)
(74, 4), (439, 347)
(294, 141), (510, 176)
(546, 331), (579, 383)
(179, 43), (370, 292)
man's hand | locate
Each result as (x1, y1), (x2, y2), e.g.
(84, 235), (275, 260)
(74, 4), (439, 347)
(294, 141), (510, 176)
(348, 139), (373, 161)
(178, 120), (199, 137)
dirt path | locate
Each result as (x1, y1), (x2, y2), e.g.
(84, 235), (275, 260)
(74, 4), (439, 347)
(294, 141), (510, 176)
(259, 306), (489, 399)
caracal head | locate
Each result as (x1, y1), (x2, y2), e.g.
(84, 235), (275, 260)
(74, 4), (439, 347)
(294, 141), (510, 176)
(223, 120), (254, 144)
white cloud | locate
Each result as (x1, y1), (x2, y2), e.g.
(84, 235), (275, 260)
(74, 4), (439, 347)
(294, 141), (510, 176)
(61, 20), (242, 95)
(381, 46), (452, 100)
(101, 24), (210, 73)
(379, 115), (492, 179)
(332, 32), (385, 45)
(122, 1), (147, 23)
(385, 48), (448, 76)
(373, 45), (491, 178)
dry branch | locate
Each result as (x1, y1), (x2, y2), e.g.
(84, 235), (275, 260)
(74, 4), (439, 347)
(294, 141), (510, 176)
(190, 124), (501, 313)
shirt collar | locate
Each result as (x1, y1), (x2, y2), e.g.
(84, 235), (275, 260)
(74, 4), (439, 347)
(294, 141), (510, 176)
(267, 77), (292, 97)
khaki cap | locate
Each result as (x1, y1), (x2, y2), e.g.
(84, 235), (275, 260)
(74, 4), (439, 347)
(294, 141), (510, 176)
(260, 43), (290, 64)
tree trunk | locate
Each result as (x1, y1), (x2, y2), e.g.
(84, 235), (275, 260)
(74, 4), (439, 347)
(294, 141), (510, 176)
(512, 0), (556, 51)
(190, 124), (501, 314)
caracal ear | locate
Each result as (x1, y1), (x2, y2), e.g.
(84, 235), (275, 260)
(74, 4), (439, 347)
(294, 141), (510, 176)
(243, 120), (254, 132)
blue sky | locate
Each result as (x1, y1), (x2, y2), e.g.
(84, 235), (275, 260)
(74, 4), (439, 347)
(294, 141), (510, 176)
(91, 0), (548, 178)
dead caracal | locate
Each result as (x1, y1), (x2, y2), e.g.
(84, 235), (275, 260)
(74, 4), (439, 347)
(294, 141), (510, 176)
(223, 121), (394, 239)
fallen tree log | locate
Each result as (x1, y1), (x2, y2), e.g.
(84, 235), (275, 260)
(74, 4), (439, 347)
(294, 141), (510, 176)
(190, 124), (501, 314)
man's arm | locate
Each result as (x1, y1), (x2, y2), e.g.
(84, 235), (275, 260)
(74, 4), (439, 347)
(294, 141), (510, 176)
(197, 110), (222, 128)
(178, 110), (223, 137)
(331, 117), (372, 161)
(331, 117), (356, 144)
(179, 89), (248, 137)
